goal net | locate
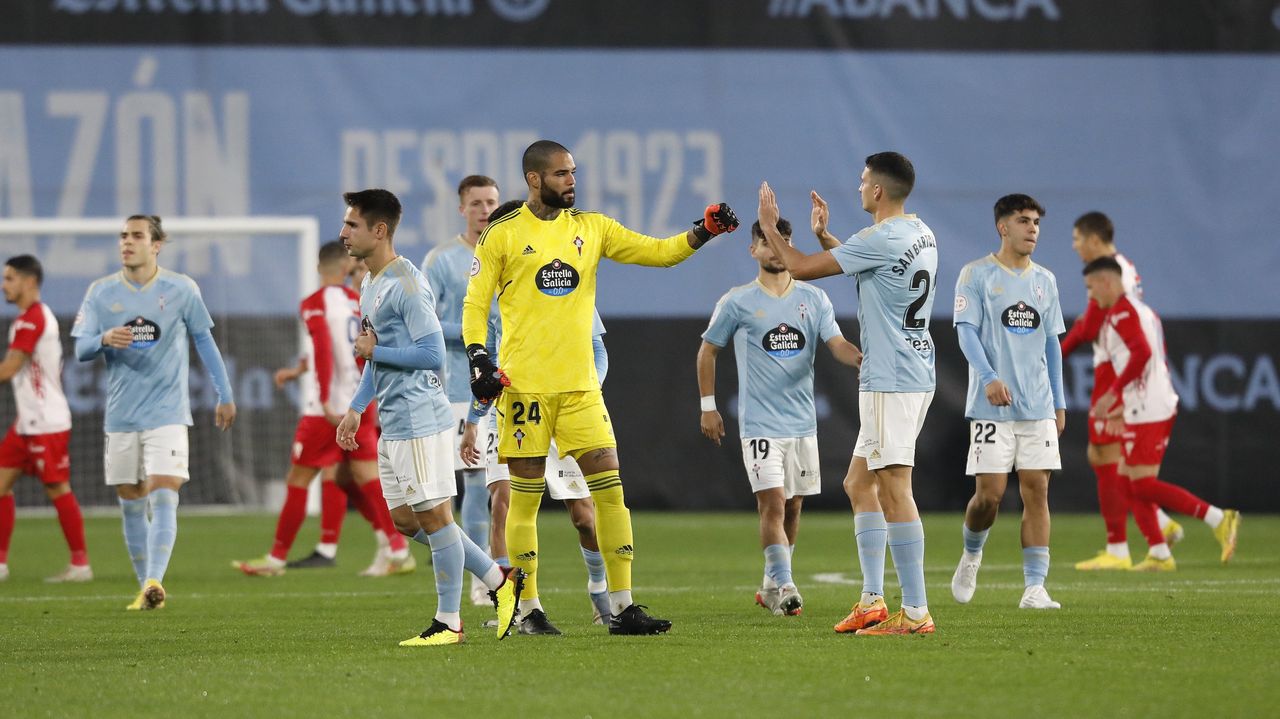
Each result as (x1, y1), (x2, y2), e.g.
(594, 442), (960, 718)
(0, 216), (320, 509)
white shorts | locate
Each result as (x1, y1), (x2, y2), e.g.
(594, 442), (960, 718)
(545, 440), (590, 501)
(450, 402), (486, 472)
(740, 435), (821, 499)
(378, 429), (456, 511)
(483, 411), (509, 487)
(854, 391), (934, 471)
(966, 419), (1061, 475)
(104, 425), (189, 485)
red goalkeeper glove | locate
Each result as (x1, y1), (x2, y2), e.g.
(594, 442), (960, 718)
(692, 203), (740, 243)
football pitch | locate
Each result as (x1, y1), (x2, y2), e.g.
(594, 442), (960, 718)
(2, 510), (1276, 718)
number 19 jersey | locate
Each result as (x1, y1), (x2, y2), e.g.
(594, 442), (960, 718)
(829, 214), (938, 393)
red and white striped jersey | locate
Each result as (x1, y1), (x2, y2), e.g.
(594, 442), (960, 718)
(1091, 253), (1143, 367)
(1099, 293), (1178, 424)
(7, 302), (71, 434)
(299, 285), (362, 417)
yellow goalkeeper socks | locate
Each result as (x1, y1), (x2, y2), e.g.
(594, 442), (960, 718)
(506, 475), (545, 600)
(585, 470), (633, 592)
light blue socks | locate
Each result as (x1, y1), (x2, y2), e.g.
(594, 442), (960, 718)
(854, 511), (887, 597)
(888, 519), (927, 609)
(144, 489), (179, 583)
(1023, 546), (1050, 587)
(119, 497), (149, 586)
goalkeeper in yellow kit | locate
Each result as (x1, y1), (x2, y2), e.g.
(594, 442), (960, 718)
(462, 140), (739, 634)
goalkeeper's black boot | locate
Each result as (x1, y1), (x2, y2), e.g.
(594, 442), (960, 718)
(608, 604), (672, 635)
(286, 550), (337, 569)
(517, 608), (563, 635)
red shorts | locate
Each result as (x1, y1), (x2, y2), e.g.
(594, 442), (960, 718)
(0, 425), (71, 485)
(1088, 362), (1124, 445)
(1122, 416), (1175, 467)
(291, 409), (378, 468)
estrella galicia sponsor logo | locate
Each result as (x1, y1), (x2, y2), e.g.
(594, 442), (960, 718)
(536, 259), (579, 296)
(128, 316), (161, 348)
(762, 323), (805, 358)
(1002, 301), (1041, 335)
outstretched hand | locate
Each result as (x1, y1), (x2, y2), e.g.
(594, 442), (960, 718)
(810, 190), (829, 236)
(758, 182), (780, 228)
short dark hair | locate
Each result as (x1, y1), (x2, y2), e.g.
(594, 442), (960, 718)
(318, 239), (349, 265)
(994, 194), (1045, 224)
(126, 214), (166, 243)
(522, 140), (571, 176)
(4, 255), (43, 286)
(864, 152), (915, 200)
(1083, 256), (1123, 276)
(458, 175), (498, 199)
(1074, 211), (1114, 244)
(342, 189), (402, 238)
(488, 200), (525, 224)
(750, 218), (792, 243)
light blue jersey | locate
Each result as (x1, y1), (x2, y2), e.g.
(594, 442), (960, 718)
(71, 269), (215, 432)
(702, 280), (842, 438)
(360, 256), (452, 441)
(830, 214), (938, 393)
(953, 255), (1065, 421)
(422, 236), (476, 403)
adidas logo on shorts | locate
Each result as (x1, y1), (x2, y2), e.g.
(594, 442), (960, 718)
(615, 544), (634, 557)
(522, 245), (536, 255)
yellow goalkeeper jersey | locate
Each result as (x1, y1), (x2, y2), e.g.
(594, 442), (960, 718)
(462, 203), (696, 393)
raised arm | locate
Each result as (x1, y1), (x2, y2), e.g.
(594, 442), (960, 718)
(758, 182), (842, 280)
(1060, 297), (1105, 357)
(810, 191), (843, 251)
(696, 341), (725, 446)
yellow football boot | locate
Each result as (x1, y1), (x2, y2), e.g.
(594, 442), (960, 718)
(1074, 551), (1133, 571)
(1214, 510), (1240, 564)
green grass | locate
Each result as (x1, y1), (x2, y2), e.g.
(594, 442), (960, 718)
(1, 510), (1276, 718)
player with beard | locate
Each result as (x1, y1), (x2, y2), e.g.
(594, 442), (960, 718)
(698, 215), (862, 617)
(462, 140), (740, 635)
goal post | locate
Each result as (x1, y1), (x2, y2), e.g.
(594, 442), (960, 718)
(0, 216), (321, 510)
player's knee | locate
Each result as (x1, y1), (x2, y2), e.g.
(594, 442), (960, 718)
(43, 482), (71, 500)
(972, 488), (1003, 512)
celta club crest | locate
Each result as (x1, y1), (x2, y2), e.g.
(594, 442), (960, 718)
(513, 428), (526, 449)
(797, 303), (808, 321)
(158, 294), (166, 311)
(574, 237), (584, 256)
(1034, 284), (1044, 303)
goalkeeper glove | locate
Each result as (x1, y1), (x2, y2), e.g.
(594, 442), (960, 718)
(691, 203), (740, 243)
(467, 344), (510, 403)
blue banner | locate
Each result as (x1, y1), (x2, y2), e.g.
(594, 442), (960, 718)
(2, 48), (1278, 318)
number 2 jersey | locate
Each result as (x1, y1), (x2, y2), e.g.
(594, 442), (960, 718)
(829, 214), (938, 393)
(702, 280), (842, 438)
(462, 203), (695, 394)
(299, 285), (362, 417)
(7, 301), (71, 435)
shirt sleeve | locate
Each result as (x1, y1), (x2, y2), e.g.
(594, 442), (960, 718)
(1044, 273), (1066, 336)
(952, 263), (984, 328)
(829, 227), (887, 276)
(9, 306), (44, 354)
(816, 290), (841, 343)
(425, 251), (462, 340)
(1061, 298), (1104, 357)
(462, 227), (502, 348)
(592, 309), (606, 337)
(600, 215), (696, 268)
(182, 279), (216, 334)
(400, 276), (443, 342)
(1105, 300), (1153, 397)
(70, 284), (101, 339)
(700, 292), (739, 348)
(303, 300), (335, 407)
